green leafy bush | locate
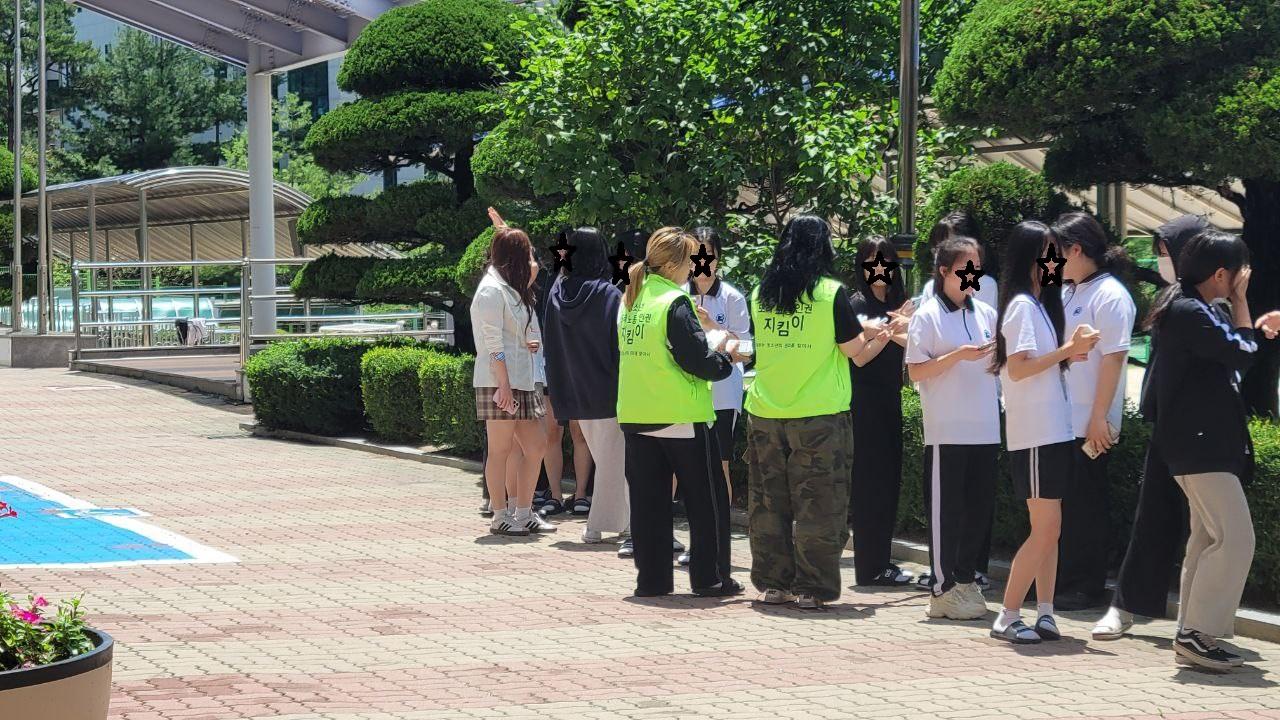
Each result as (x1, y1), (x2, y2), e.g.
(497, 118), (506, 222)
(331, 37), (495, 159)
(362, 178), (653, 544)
(917, 162), (1073, 275)
(337, 0), (528, 96)
(420, 352), (484, 454)
(0, 593), (94, 671)
(305, 91), (500, 174)
(361, 346), (439, 443)
(473, 119), (569, 205)
(413, 194), (489, 250)
(246, 338), (372, 435)
(354, 256), (458, 304)
(297, 195), (371, 245)
(1244, 418), (1280, 604)
(455, 227), (495, 294)
(291, 255), (379, 301)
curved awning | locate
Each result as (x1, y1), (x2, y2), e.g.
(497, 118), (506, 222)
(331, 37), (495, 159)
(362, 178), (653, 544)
(8, 166), (400, 262)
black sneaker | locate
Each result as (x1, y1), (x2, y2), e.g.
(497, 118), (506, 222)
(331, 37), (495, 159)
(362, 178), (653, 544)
(693, 579), (745, 598)
(974, 572), (992, 591)
(1174, 629), (1238, 671)
(861, 565), (915, 587)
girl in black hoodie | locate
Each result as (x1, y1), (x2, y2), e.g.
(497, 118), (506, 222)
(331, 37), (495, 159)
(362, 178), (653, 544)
(1144, 229), (1257, 671)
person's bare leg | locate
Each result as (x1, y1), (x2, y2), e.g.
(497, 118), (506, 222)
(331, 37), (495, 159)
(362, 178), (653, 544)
(512, 418), (548, 510)
(1032, 500), (1062, 606)
(485, 421), (516, 513)
(506, 445), (522, 514)
(721, 460), (733, 504)
(543, 396), (566, 502)
(569, 420), (593, 499)
(1000, 499), (1060, 613)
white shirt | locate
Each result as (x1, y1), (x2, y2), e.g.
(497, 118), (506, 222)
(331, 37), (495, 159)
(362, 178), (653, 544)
(905, 294), (1001, 446)
(1063, 272), (1135, 437)
(470, 266), (542, 391)
(685, 278), (751, 411)
(999, 294), (1074, 451)
(921, 277), (999, 311)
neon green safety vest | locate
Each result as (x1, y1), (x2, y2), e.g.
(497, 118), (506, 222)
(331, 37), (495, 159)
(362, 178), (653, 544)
(617, 273), (715, 424)
(745, 277), (851, 419)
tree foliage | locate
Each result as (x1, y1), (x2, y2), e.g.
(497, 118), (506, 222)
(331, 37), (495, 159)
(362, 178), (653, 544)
(497, 0), (979, 284)
(75, 28), (245, 171)
(0, 1), (97, 150)
(222, 92), (355, 201)
(934, 0), (1280, 416)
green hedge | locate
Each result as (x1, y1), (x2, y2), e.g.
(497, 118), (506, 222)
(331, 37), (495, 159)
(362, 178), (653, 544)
(336, 0), (529, 96)
(296, 195), (371, 245)
(455, 227), (495, 294)
(290, 255), (379, 301)
(420, 352), (484, 454)
(361, 346), (439, 443)
(354, 256), (458, 304)
(246, 338), (390, 435)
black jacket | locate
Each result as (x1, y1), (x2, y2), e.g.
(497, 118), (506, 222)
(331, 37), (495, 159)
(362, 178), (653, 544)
(1148, 290), (1257, 479)
(543, 274), (623, 421)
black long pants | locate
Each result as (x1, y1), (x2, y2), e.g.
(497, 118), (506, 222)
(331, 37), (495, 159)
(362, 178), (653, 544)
(1057, 439), (1111, 600)
(1111, 444), (1188, 617)
(923, 444), (998, 595)
(625, 425), (729, 594)
(848, 386), (903, 584)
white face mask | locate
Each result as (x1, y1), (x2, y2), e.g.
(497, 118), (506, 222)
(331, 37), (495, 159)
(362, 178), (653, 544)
(1157, 256), (1176, 284)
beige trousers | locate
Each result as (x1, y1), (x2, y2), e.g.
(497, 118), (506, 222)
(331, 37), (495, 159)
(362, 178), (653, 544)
(579, 417), (629, 535)
(1174, 472), (1255, 638)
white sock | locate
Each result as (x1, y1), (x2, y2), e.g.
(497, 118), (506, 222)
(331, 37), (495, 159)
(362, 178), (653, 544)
(1037, 602), (1054, 618)
(506, 499), (516, 513)
(513, 506), (532, 523)
(993, 608), (1021, 632)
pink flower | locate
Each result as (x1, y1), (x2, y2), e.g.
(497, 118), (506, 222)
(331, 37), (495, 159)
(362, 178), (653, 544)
(12, 608), (41, 624)
(33, 597), (48, 608)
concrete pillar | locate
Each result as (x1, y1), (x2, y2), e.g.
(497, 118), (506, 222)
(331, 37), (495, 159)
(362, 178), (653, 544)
(246, 45), (276, 340)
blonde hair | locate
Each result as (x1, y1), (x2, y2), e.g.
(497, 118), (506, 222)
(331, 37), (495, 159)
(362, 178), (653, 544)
(624, 227), (698, 309)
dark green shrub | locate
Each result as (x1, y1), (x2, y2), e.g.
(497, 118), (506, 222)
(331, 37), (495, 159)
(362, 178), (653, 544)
(246, 338), (373, 435)
(297, 195), (371, 245)
(366, 181), (456, 243)
(291, 254), (379, 301)
(305, 91), (500, 174)
(337, 0), (529, 96)
(354, 256), (458, 304)
(361, 346), (439, 443)
(455, 227), (495, 294)
(917, 162), (1072, 275)
(474, 119), (571, 205)
(420, 352), (484, 454)
(1245, 418), (1280, 605)
(413, 194), (489, 250)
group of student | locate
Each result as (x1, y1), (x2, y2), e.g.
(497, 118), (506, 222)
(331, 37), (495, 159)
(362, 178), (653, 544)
(469, 205), (1267, 672)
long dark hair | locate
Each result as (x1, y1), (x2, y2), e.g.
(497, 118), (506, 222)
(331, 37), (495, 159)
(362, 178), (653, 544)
(565, 226), (610, 280)
(758, 214), (835, 314)
(489, 227), (537, 328)
(851, 236), (907, 308)
(692, 226), (723, 267)
(1053, 212), (1130, 277)
(930, 235), (982, 300)
(928, 210), (980, 249)
(992, 221), (1066, 373)
(1144, 229), (1249, 332)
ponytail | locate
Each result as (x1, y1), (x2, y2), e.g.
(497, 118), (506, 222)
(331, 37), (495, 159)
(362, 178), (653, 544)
(1053, 212), (1132, 277)
(623, 261), (646, 309)
(622, 227), (698, 310)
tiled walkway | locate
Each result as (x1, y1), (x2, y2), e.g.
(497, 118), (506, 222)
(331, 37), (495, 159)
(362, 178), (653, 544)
(1, 368), (1278, 720)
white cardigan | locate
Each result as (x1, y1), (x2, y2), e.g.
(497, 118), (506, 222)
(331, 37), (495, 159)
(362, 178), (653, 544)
(470, 266), (543, 391)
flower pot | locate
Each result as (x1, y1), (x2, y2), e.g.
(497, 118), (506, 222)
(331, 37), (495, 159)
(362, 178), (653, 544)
(0, 629), (114, 720)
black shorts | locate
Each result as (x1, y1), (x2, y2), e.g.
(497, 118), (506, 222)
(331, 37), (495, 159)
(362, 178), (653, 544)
(713, 409), (738, 462)
(1010, 441), (1074, 501)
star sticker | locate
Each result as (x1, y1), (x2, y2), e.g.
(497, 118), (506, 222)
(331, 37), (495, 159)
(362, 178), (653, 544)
(1037, 243), (1065, 287)
(956, 260), (984, 292)
(608, 241), (635, 286)
(862, 251), (899, 286)
(549, 232), (576, 274)
(691, 243), (716, 278)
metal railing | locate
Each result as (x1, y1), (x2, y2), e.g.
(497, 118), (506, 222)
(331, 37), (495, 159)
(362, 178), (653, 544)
(69, 257), (456, 399)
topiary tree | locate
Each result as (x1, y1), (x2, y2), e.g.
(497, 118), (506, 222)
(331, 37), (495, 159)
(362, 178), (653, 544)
(917, 161), (1072, 274)
(934, 0), (1280, 416)
(296, 0), (540, 351)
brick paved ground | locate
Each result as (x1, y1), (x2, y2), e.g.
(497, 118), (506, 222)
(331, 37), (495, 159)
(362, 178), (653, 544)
(1, 367), (1278, 720)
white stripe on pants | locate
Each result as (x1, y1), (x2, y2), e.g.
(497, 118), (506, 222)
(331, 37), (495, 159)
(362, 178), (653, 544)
(1174, 472), (1254, 638)
(579, 417), (629, 534)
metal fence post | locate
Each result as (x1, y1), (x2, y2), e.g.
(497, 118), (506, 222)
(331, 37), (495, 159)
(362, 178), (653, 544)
(70, 266), (80, 359)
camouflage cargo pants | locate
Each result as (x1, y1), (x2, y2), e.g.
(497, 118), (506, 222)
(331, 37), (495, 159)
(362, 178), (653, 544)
(746, 412), (853, 601)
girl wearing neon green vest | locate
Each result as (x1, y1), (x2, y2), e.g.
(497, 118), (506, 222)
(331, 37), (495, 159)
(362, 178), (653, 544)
(618, 227), (748, 598)
(745, 215), (888, 610)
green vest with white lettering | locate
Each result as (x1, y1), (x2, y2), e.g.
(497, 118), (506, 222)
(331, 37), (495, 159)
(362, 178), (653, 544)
(616, 274), (715, 424)
(745, 277), (851, 419)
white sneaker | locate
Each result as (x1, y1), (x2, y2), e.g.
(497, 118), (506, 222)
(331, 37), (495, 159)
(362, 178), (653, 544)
(796, 595), (825, 610)
(490, 511), (529, 536)
(927, 585), (987, 620)
(522, 511), (556, 533)
(581, 528), (603, 543)
(759, 589), (796, 605)
(956, 583), (989, 619)
(1092, 606), (1134, 640)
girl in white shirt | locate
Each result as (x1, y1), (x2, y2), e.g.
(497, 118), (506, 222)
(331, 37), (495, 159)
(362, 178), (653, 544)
(905, 236), (1000, 621)
(989, 222), (1100, 644)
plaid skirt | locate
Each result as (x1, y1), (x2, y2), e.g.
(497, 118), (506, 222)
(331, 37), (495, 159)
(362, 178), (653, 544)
(475, 384), (546, 421)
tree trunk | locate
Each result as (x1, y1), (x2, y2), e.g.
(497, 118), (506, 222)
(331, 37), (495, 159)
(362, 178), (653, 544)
(1239, 177), (1280, 418)
(453, 142), (475, 203)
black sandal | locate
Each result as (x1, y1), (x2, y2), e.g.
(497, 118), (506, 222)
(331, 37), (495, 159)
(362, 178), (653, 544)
(693, 579), (745, 597)
(538, 498), (566, 517)
(571, 496), (592, 515)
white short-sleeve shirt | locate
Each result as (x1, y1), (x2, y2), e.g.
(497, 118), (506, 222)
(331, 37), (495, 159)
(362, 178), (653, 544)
(905, 294), (1001, 446)
(999, 294), (1074, 451)
(686, 278), (751, 412)
(1063, 272), (1136, 436)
